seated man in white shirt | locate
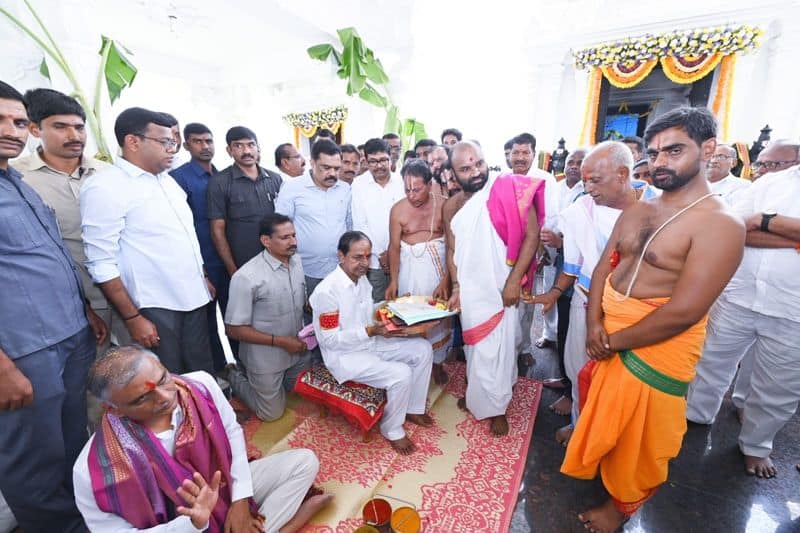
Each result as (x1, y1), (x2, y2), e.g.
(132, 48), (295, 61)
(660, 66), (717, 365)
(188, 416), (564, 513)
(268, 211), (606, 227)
(310, 231), (435, 455)
(74, 345), (332, 533)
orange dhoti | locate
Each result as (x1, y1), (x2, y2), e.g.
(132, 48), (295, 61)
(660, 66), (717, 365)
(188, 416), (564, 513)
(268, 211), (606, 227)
(561, 276), (707, 515)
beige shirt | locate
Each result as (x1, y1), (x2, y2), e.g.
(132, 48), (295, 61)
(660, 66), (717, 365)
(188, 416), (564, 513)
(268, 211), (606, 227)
(225, 251), (307, 373)
(15, 148), (110, 309)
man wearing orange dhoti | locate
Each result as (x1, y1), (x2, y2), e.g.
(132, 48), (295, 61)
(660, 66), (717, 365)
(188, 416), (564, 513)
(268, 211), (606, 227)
(560, 107), (745, 532)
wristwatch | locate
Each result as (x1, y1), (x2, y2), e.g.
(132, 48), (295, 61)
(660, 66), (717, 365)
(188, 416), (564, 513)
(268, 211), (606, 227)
(760, 211), (778, 232)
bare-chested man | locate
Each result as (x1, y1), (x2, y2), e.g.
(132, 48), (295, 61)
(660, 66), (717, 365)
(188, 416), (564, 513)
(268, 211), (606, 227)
(444, 141), (542, 437)
(386, 159), (451, 384)
(560, 107), (745, 532)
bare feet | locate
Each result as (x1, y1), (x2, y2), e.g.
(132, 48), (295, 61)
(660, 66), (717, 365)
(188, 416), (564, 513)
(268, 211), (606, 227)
(405, 413), (434, 427)
(744, 454), (777, 478)
(578, 499), (629, 532)
(280, 493), (334, 532)
(548, 395), (572, 416)
(555, 424), (573, 447)
(432, 363), (449, 385)
(457, 397), (468, 411)
(490, 415), (509, 436)
(389, 435), (417, 455)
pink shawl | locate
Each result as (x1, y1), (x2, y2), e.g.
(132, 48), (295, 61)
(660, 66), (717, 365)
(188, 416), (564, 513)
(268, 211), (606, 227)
(487, 173), (546, 295)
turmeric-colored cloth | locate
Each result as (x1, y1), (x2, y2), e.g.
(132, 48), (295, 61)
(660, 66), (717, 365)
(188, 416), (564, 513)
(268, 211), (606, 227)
(561, 275), (708, 515)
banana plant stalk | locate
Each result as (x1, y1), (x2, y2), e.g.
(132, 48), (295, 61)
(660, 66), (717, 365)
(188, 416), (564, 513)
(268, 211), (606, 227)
(1, 0), (137, 161)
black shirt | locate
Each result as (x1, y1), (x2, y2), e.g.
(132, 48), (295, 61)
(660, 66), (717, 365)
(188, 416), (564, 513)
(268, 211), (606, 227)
(207, 164), (282, 267)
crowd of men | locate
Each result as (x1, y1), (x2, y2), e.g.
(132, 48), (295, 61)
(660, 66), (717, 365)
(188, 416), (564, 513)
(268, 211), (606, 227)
(1, 78), (798, 533)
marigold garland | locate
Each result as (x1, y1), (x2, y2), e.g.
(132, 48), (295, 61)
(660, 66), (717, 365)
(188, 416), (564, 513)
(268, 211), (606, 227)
(579, 68), (603, 146)
(600, 59), (658, 89)
(714, 54), (736, 142)
(573, 24), (762, 69)
(734, 140), (751, 180)
(661, 53), (723, 84)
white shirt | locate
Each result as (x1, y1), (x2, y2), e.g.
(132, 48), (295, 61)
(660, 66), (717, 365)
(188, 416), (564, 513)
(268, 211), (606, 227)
(73, 371), (252, 533)
(351, 171), (405, 269)
(725, 165), (800, 320)
(545, 178), (584, 232)
(309, 266), (375, 382)
(80, 158), (210, 311)
(275, 168), (295, 183)
(709, 173), (751, 205)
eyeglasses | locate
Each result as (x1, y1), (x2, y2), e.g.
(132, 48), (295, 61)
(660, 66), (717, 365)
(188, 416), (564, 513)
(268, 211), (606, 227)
(136, 135), (178, 150)
(367, 157), (391, 166)
(750, 160), (798, 171)
(710, 154), (736, 161)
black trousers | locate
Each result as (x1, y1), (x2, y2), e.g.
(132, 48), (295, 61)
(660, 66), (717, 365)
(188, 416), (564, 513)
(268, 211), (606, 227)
(206, 264), (238, 369)
(140, 306), (214, 374)
(0, 327), (95, 533)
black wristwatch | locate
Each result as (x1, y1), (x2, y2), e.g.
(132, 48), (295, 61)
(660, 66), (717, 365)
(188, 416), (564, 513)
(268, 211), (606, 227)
(760, 211), (778, 232)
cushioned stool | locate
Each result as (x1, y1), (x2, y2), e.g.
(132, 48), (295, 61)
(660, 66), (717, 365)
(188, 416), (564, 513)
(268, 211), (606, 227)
(294, 365), (386, 441)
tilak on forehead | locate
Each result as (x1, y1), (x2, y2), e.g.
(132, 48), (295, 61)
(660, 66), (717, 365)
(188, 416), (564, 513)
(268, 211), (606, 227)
(144, 380), (157, 391)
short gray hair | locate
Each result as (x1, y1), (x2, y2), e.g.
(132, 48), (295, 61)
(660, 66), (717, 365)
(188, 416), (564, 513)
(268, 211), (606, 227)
(87, 344), (160, 403)
(588, 141), (634, 177)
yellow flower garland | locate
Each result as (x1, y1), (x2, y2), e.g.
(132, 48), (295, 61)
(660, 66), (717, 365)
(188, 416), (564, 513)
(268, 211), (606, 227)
(284, 105), (349, 129)
(579, 68), (603, 146)
(573, 25), (761, 69)
(600, 59), (658, 89)
(661, 53), (723, 84)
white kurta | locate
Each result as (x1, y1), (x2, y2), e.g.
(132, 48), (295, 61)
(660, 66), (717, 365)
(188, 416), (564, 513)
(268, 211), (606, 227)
(518, 168), (559, 348)
(687, 166), (800, 457)
(452, 179), (518, 420)
(709, 173), (751, 205)
(73, 371), (318, 533)
(351, 172), (405, 269)
(558, 194), (623, 422)
(311, 266), (433, 440)
(398, 237), (451, 363)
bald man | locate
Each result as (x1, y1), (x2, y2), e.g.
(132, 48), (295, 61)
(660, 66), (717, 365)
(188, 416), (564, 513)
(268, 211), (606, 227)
(529, 142), (658, 446)
(751, 140), (799, 181)
(445, 141), (542, 436)
(73, 345), (331, 532)
(706, 144), (750, 204)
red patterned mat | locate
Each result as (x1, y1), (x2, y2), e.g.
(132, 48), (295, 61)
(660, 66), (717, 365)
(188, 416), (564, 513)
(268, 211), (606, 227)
(236, 362), (542, 532)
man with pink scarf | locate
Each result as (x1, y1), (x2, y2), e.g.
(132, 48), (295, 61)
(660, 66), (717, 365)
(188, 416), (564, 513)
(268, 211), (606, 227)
(73, 345), (332, 532)
(445, 141), (543, 436)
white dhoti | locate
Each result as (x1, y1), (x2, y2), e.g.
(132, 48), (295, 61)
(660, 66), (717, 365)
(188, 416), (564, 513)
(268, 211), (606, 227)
(465, 308), (518, 420)
(563, 288), (588, 424)
(453, 181), (518, 420)
(326, 337), (433, 440)
(251, 449), (319, 533)
(541, 258), (559, 341)
(398, 238), (452, 363)
(686, 295), (800, 457)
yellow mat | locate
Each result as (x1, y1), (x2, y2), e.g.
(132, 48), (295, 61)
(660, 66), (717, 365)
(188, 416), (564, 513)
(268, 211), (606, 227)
(237, 362), (542, 532)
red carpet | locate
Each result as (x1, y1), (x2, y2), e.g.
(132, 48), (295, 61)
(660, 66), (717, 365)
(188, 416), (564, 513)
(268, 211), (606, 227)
(237, 362), (542, 532)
